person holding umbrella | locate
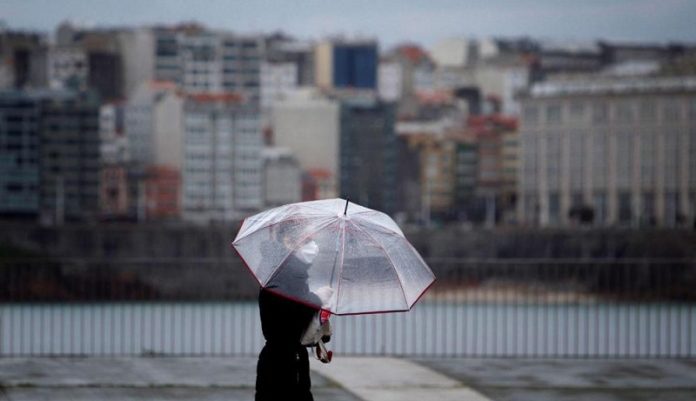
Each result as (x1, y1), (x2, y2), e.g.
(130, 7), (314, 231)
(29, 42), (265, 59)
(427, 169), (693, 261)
(255, 226), (331, 401)
(233, 198), (434, 400)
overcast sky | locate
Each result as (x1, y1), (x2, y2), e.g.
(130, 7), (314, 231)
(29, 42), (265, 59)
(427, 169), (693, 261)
(2, 0), (696, 48)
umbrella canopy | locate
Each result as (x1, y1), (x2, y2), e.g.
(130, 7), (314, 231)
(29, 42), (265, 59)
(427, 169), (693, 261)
(232, 198), (435, 315)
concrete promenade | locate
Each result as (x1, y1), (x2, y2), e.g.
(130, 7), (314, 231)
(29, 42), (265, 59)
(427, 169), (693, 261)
(1, 356), (695, 400)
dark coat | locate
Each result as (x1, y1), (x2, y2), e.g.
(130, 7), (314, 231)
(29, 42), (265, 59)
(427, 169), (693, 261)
(255, 288), (317, 401)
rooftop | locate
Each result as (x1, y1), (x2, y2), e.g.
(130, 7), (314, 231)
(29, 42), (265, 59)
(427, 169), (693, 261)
(528, 76), (696, 97)
(185, 92), (245, 103)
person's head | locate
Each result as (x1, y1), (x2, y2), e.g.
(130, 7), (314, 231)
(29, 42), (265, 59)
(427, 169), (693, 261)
(276, 223), (303, 252)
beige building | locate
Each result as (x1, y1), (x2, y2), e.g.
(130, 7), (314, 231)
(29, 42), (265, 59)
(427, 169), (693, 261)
(271, 88), (340, 197)
(397, 119), (458, 221)
(261, 147), (301, 208)
(518, 77), (696, 227)
(314, 41), (333, 90)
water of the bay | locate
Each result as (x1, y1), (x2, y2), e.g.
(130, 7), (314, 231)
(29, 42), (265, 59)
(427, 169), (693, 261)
(1, 301), (694, 357)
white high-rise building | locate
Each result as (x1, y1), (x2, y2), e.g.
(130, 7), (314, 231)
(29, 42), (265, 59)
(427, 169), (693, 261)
(99, 102), (129, 165)
(182, 94), (263, 223)
(180, 32), (223, 92)
(125, 81), (184, 168)
(378, 61), (402, 101)
(260, 61), (298, 113)
(261, 147), (301, 207)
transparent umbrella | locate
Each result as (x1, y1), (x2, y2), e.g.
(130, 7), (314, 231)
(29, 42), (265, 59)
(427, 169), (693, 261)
(232, 198), (435, 315)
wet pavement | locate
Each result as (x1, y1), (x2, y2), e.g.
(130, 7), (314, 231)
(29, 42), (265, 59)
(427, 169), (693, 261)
(1, 357), (696, 400)
(0, 357), (359, 401)
(417, 358), (696, 401)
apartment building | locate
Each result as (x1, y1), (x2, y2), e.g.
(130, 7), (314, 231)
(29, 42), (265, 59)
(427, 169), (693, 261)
(182, 93), (263, 223)
(518, 77), (696, 227)
(38, 90), (101, 223)
(272, 88), (340, 197)
(153, 27), (263, 104)
(0, 91), (41, 216)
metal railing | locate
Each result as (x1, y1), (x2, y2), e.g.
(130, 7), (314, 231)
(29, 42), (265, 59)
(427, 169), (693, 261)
(1, 257), (694, 357)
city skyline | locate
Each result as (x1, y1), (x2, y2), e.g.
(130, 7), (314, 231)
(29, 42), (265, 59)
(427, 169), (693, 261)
(2, 0), (696, 47)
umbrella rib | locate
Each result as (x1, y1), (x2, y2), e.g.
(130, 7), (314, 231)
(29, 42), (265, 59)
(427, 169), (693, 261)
(262, 218), (336, 287)
(356, 214), (405, 237)
(352, 216), (404, 237)
(296, 202), (337, 214)
(350, 221), (410, 310)
(333, 218), (347, 315)
(346, 210), (374, 217)
(235, 215), (327, 243)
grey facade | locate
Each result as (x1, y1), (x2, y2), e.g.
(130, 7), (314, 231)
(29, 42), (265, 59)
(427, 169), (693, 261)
(0, 89), (101, 222)
(261, 147), (301, 208)
(221, 35), (262, 104)
(518, 77), (696, 227)
(454, 140), (480, 221)
(394, 135), (422, 222)
(39, 90), (101, 223)
(265, 38), (315, 86)
(0, 91), (41, 216)
(339, 97), (398, 214)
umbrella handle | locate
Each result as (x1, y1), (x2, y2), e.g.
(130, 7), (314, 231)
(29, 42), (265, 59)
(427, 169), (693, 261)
(315, 339), (333, 364)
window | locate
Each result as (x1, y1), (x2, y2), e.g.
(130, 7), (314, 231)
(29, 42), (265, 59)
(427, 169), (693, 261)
(569, 101), (585, 119)
(664, 191), (678, 227)
(616, 101), (634, 123)
(690, 129), (696, 186)
(592, 132), (608, 188)
(546, 104), (562, 123)
(549, 192), (560, 224)
(569, 134), (584, 190)
(618, 191), (632, 223)
(641, 192), (655, 223)
(593, 192), (607, 225)
(662, 100), (681, 121)
(523, 106), (538, 125)
(639, 100), (656, 122)
(663, 131), (680, 189)
(592, 103), (608, 124)
(689, 98), (696, 121)
(640, 130), (656, 187)
(616, 131), (633, 189)
(546, 135), (561, 190)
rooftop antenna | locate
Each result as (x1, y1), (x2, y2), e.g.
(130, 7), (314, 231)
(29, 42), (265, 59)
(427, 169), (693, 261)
(343, 197), (349, 216)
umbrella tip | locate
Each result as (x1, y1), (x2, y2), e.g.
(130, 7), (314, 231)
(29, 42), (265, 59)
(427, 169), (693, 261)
(344, 198), (349, 216)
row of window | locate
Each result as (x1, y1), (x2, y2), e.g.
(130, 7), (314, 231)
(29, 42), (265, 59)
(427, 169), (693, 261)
(524, 98), (696, 125)
(524, 191), (695, 225)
